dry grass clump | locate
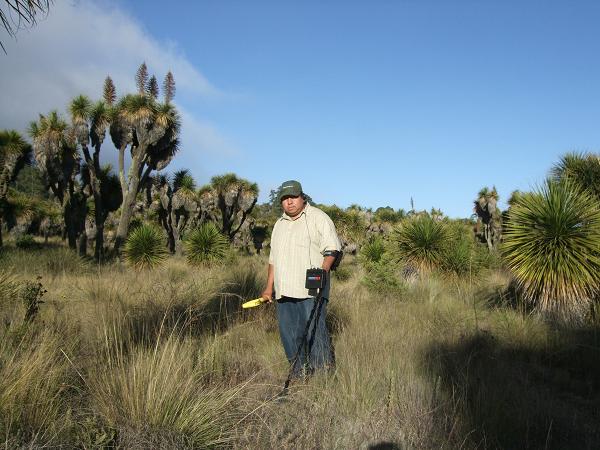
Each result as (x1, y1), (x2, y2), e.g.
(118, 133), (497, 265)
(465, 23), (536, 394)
(89, 323), (241, 449)
(0, 326), (76, 447)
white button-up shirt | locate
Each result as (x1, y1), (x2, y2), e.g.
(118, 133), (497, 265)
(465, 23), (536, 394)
(269, 203), (341, 300)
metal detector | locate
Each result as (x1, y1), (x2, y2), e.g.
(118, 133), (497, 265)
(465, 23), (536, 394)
(279, 267), (328, 397)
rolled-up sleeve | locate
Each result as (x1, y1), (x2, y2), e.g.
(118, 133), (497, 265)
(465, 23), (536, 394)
(319, 214), (341, 254)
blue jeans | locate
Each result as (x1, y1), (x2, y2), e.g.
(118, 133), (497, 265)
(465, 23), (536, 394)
(276, 296), (333, 376)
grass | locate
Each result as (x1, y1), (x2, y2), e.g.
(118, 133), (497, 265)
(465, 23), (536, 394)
(0, 244), (598, 448)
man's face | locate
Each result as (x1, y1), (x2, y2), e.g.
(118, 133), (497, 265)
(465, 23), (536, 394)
(281, 195), (305, 218)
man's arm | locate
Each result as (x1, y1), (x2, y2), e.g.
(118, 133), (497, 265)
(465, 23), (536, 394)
(261, 263), (275, 303)
(322, 255), (336, 272)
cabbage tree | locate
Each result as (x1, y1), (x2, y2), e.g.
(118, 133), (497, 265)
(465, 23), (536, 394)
(0, 130), (32, 246)
(474, 187), (502, 250)
(152, 169), (199, 253)
(29, 111), (85, 250)
(110, 63), (180, 253)
(68, 79), (115, 260)
(198, 173), (258, 241)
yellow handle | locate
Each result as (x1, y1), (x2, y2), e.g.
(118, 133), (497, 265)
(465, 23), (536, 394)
(242, 298), (266, 309)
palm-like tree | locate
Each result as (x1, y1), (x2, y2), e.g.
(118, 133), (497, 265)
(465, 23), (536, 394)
(29, 111), (85, 249)
(0, 0), (51, 53)
(0, 130), (32, 246)
(473, 186), (502, 250)
(69, 81), (115, 260)
(503, 179), (600, 323)
(152, 169), (199, 253)
(198, 173), (258, 241)
(110, 65), (181, 253)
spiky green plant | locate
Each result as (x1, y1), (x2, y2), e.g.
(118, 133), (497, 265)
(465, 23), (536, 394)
(390, 215), (450, 272)
(123, 224), (168, 270)
(503, 179), (600, 322)
(359, 235), (386, 265)
(173, 169), (196, 192)
(551, 152), (600, 201)
(442, 222), (488, 278)
(184, 222), (229, 266)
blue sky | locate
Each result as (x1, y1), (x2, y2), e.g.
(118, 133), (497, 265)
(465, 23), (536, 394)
(2, 1), (600, 217)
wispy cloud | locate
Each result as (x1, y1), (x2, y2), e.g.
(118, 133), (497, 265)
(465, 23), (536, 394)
(0, 0), (236, 161)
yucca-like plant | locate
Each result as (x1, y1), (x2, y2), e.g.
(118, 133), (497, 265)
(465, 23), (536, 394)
(442, 222), (488, 278)
(551, 152), (600, 201)
(390, 215), (450, 272)
(123, 224), (168, 269)
(503, 179), (600, 322)
(184, 222), (229, 266)
(359, 235), (386, 265)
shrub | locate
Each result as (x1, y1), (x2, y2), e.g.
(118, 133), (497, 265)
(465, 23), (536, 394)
(359, 235), (386, 265)
(332, 265), (352, 281)
(442, 223), (491, 278)
(361, 252), (406, 295)
(15, 234), (37, 249)
(123, 224), (168, 270)
(502, 179), (600, 322)
(184, 222), (229, 266)
(390, 215), (450, 272)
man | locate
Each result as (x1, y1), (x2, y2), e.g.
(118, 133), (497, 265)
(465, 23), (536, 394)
(262, 180), (341, 376)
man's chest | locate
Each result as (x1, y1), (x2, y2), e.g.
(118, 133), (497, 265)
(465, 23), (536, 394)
(274, 218), (312, 253)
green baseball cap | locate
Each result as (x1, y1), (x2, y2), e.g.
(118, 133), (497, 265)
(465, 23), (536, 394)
(278, 180), (303, 202)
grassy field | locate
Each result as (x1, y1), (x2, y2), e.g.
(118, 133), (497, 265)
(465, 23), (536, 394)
(1, 244), (599, 449)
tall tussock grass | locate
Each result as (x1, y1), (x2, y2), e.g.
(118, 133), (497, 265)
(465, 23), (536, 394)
(89, 322), (241, 448)
(0, 326), (75, 447)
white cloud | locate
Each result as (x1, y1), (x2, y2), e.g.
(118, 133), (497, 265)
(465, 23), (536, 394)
(0, 0), (236, 164)
(178, 106), (238, 159)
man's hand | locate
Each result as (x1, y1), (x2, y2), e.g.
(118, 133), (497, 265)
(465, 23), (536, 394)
(261, 289), (274, 304)
(263, 264), (275, 303)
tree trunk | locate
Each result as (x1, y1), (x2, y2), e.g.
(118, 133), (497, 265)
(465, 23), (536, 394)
(65, 206), (77, 249)
(113, 154), (143, 253)
(82, 144), (107, 262)
(113, 187), (137, 253)
(78, 231), (87, 257)
(95, 222), (104, 261)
